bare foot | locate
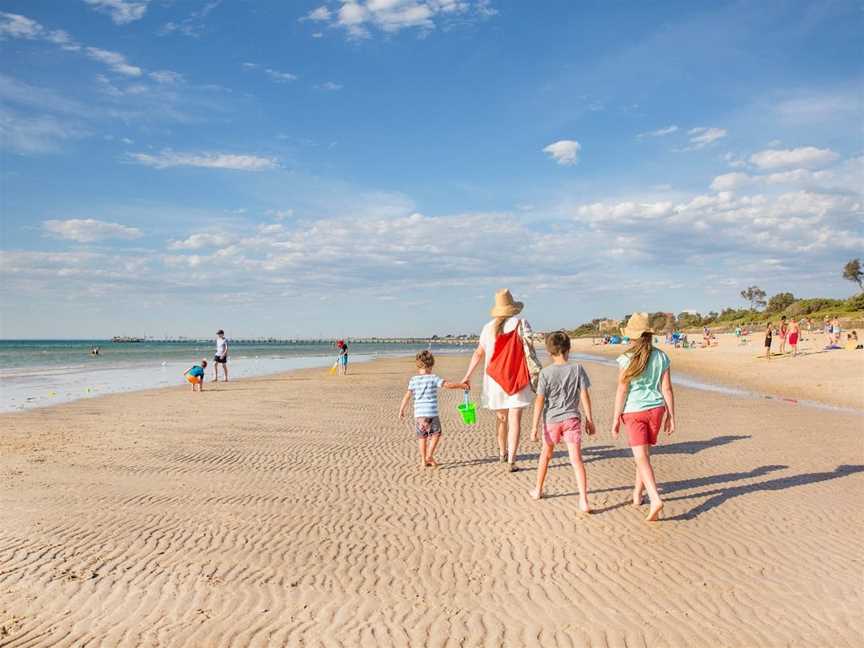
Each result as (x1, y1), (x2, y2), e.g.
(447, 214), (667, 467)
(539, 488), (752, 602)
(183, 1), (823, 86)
(508, 462), (519, 473)
(425, 458), (439, 468)
(578, 499), (592, 514)
(646, 501), (664, 522)
(529, 488), (542, 500)
(632, 489), (644, 507)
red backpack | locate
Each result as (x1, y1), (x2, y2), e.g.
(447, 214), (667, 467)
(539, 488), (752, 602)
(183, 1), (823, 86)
(486, 328), (531, 395)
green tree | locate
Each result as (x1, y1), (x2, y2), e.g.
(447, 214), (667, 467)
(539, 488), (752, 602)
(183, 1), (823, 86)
(767, 292), (796, 313)
(843, 258), (863, 290)
(740, 285), (767, 310)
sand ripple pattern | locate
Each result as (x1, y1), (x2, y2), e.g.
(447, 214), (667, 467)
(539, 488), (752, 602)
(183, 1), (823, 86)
(1, 357), (862, 647)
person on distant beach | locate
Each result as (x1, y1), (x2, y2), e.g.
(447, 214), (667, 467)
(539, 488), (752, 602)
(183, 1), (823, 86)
(778, 316), (788, 355)
(610, 313), (676, 522)
(460, 289), (537, 472)
(764, 321), (773, 360)
(398, 350), (469, 468)
(788, 319), (800, 356)
(213, 330), (229, 382)
(185, 359), (207, 392)
(337, 340), (349, 375)
(830, 317), (841, 347)
(529, 331), (595, 510)
(823, 317), (832, 346)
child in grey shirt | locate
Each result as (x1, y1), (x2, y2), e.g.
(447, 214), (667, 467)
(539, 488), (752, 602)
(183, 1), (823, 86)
(530, 331), (595, 511)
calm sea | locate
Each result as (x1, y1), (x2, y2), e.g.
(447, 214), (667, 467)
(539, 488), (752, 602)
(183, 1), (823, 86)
(0, 339), (473, 412)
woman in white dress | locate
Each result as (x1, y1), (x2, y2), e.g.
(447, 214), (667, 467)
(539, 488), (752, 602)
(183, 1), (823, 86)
(461, 289), (534, 472)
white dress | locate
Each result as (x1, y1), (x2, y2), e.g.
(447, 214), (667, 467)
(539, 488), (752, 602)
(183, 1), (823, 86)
(479, 316), (534, 410)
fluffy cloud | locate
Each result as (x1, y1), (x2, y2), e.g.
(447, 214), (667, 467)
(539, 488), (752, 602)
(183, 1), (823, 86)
(542, 140), (581, 166)
(83, 0), (150, 25)
(129, 150), (279, 171)
(749, 146), (839, 170)
(316, 81), (343, 91)
(686, 126), (727, 149)
(637, 125), (678, 139)
(43, 218), (143, 243)
(710, 172), (752, 192)
(168, 232), (231, 250)
(302, 1), (496, 39)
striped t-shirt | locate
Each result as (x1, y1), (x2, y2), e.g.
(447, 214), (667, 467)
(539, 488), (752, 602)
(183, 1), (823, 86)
(408, 373), (445, 418)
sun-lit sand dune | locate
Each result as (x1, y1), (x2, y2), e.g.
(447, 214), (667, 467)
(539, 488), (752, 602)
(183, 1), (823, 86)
(1, 356), (861, 647)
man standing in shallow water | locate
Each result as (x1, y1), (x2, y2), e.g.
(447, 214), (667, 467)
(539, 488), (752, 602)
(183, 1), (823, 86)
(214, 329), (229, 382)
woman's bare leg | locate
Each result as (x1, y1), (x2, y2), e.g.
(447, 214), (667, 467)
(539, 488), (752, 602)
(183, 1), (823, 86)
(495, 410), (507, 460)
(632, 445), (663, 521)
(417, 438), (427, 467)
(507, 408), (523, 465)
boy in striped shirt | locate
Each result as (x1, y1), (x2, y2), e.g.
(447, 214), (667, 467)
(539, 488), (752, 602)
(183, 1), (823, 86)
(399, 350), (469, 468)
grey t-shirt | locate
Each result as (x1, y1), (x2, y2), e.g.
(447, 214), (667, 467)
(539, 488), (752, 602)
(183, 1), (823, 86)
(537, 363), (591, 424)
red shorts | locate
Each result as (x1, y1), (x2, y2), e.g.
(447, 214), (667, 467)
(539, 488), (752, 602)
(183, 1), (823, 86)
(622, 406), (666, 447)
(543, 417), (582, 445)
(788, 332), (799, 345)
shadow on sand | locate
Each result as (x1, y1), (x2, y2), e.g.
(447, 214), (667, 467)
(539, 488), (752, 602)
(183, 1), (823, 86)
(665, 464), (864, 520)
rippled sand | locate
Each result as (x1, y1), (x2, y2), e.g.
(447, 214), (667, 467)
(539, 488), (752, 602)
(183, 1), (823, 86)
(1, 356), (862, 647)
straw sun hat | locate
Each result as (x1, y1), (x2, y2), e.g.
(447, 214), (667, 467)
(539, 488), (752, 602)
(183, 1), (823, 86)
(490, 289), (524, 318)
(622, 312), (653, 339)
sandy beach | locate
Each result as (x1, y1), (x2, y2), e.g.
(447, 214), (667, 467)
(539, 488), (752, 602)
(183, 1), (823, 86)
(571, 332), (864, 411)
(1, 355), (862, 647)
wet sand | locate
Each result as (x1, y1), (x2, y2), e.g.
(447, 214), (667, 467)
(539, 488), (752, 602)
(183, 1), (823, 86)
(1, 356), (862, 647)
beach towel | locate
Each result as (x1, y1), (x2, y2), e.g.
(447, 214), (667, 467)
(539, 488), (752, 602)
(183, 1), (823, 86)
(486, 327), (531, 395)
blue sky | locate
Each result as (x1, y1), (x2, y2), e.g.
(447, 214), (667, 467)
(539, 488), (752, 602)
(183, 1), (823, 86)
(1, 0), (862, 338)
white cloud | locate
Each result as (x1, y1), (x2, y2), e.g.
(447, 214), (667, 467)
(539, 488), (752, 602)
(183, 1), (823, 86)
(710, 172), (752, 192)
(158, 0), (221, 37)
(168, 232), (231, 250)
(84, 47), (143, 77)
(302, 1), (496, 39)
(83, 0), (150, 25)
(637, 125), (678, 139)
(685, 127), (727, 149)
(749, 146), (839, 170)
(0, 108), (88, 154)
(775, 92), (860, 123)
(265, 68), (298, 83)
(542, 140), (581, 166)
(0, 12), (80, 50)
(302, 6), (332, 21)
(149, 70), (183, 84)
(43, 218), (143, 243)
(129, 150), (279, 171)
(316, 81), (343, 91)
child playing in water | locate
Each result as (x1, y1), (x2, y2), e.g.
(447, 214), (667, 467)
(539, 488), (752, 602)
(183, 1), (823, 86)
(184, 359), (207, 392)
(398, 351), (468, 468)
(529, 331), (595, 511)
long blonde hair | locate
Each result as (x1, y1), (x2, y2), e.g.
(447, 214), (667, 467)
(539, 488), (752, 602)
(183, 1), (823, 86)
(621, 331), (654, 383)
(493, 316), (509, 337)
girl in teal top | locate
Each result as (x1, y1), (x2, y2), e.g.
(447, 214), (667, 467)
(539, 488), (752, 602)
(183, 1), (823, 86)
(611, 313), (677, 522)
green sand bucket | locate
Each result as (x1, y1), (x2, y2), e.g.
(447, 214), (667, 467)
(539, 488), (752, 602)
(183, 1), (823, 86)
(457, 390), (477, 425)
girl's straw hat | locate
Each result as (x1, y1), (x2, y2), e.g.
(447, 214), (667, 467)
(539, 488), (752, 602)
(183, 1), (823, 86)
(490, 289), (524, 318)
(622, 312), (653, 339)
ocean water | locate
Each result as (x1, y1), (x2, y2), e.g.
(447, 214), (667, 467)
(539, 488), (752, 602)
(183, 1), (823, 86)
(0, 339), (473, 413)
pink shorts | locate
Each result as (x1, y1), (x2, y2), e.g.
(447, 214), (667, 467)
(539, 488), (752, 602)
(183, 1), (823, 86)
(622, 406), (666, 447)
(543, 417), (582, 445)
